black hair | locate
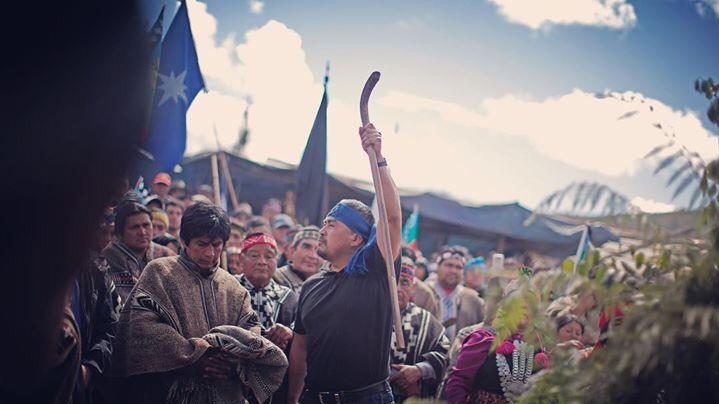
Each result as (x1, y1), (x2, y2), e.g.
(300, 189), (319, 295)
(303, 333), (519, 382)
(401, 246), (417, 262)
(247, 215), (270, 230)
(114, 196), (152, 236)
(165, 196), (184, 212)
(153, 234), (181, 252)
(180, 202), (231, 245)
(338, 199), (375, 226)
(556, 314), (585, 334)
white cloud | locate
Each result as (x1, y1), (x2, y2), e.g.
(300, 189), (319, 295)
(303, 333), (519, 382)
(630, 196), (675, 213)
(695, 0), (719, 18)
(379, 89), (718, 177)
(185, 0), (323, 165)
(249, 0), (264, 15)
(180, 0), (713, 210)
(486, 0), (637, 30)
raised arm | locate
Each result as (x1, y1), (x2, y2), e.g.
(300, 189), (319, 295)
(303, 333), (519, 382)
(360, 123), (402, 261)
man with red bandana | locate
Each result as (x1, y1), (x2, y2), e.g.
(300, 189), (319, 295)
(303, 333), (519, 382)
(236, 232), (298, 350)
(236, 232), (298, 404)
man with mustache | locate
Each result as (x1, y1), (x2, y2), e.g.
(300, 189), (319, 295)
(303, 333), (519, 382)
(428, 246), (485, 341)
(287, 123), (402, 404)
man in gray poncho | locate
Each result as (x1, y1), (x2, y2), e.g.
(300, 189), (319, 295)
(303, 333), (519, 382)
(111, 202), (288, 404)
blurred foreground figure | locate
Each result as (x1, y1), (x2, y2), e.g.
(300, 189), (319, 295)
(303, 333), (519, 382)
(0, 1), (151, 400)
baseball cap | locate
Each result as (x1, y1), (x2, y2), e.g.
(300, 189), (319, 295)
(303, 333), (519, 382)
(153, 172), (171, 186)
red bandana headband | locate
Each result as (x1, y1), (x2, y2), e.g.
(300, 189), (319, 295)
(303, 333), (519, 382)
(400, 264), (415, 279)
(241, 232), (277, 253)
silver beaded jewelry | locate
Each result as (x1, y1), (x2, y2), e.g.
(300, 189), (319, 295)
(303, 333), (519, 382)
(496, 339), (534, 402)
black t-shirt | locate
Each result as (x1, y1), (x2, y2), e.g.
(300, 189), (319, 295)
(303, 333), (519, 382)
(294, 241), (400, 391)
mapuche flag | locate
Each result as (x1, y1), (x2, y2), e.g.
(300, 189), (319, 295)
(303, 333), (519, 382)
(295, 77), (329, 226)
(145, 1), (204, 170)
(402, 204), (420, 250)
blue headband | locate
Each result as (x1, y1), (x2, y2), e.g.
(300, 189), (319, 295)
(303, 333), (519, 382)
(464, 256), (487, 273)
(327, 203), (372, 240)
(326, 202), (375, 275)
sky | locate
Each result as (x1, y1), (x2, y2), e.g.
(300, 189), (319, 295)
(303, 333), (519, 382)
(143, 0), (719, 213)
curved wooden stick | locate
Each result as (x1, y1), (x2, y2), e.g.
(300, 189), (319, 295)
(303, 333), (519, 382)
(359, 71), (405, 349)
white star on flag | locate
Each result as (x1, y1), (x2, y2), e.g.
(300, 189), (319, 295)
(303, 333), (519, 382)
(156, 70), (188, 107)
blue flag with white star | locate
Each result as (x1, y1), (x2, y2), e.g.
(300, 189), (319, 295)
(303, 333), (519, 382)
(145, 1), (204, 170)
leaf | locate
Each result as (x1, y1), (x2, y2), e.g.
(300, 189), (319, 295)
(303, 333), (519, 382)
(689, 186), (703, 209)
(575, 183), (589, 207)
(672, 175), (695, 201)
(644, 141), (674, 159)
(666, 163), (691, 187)
(579, 183), (600, 211)
(562, 259), (574, 274)
(635, 252), (645, 268)
(590, 185), (607, 211)
(617, 110), (639, 120)
(654, 151), (681, 175)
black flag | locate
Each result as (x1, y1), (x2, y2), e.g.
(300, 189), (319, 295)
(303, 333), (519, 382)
(295, 73), (329, 226)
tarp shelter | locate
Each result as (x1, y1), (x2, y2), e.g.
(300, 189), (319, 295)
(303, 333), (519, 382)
(143, 151), (618, 258)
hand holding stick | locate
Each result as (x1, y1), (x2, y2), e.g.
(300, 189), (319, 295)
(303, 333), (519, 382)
(359, 71), (405, 349)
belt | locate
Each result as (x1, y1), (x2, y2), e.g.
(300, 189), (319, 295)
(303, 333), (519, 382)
(305, 380), (390, 404)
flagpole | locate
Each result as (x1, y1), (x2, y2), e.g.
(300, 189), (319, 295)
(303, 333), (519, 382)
(219, 151), (240, 212)
(573, 224), (589, 274)
(210, 152), (228, 269)
(360, 71), (405, 350)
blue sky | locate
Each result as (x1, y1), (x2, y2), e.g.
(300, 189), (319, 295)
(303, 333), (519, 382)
(144, 0), (719, 213)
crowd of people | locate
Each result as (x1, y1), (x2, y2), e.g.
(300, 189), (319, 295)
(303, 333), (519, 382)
(45, 125), (622, 404)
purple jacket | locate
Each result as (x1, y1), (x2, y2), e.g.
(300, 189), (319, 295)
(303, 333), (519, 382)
(444, 328), (496, 404)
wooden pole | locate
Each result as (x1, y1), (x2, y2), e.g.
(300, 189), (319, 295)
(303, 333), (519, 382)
(359, 71), (405, 349)
(210, 152), (228, 269)
(218, 151), (240, 212)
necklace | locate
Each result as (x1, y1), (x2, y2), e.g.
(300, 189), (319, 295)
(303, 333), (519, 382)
(496, 340), (534, 402)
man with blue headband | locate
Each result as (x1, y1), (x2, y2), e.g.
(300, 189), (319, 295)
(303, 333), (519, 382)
(288, 123), (402, 404)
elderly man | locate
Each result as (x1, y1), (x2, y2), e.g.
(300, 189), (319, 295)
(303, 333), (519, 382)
(390, 264), (450, 402)
(104, 194), (174, 303)
(428, 246), (485, 341)
(236, 232), (298, 404)
(236, 233), (298, 349)
(274, 226), (323, 294)
(111, 203), (287, 404)
(288, 123), (402, 404)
